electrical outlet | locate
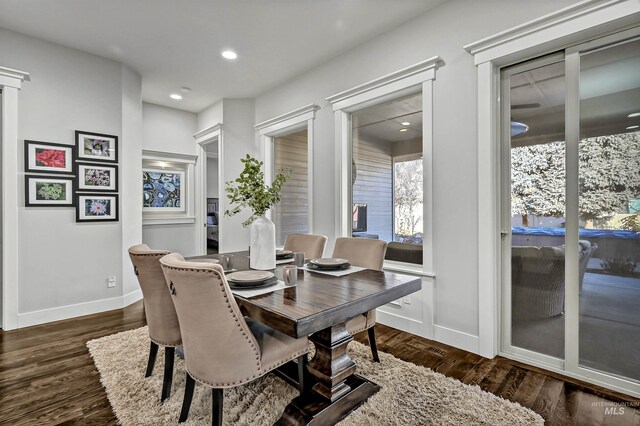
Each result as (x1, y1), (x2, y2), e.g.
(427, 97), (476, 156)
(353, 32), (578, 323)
(107, 276), (116, 288)
(403, 296), (411, 305)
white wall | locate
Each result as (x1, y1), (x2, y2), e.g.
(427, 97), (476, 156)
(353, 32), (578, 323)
(207, 157), (219, 198)
(253, 0), (577, 346)
(142, 102), (198, 156)
(141, 102), (200, 256)
(0, 28), (143, 322)
(197, 100), (223, 131)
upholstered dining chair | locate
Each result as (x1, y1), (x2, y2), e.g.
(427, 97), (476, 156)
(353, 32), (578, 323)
(283, 233), (327, 259)
(159, 253), (309, 425)
(332, 237), (388, 362)
(128, 244), (181, 402)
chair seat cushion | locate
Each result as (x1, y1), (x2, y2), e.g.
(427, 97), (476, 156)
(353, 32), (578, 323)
(346, 309), (376, 334)
(245, 318), (308, 371)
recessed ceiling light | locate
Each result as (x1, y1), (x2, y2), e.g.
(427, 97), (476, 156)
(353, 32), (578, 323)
(221, 50), (238, 60)
(169, 93), (183, 100)
(626, 125), (639, 130)
(628, 112), (640, 118)
(399, 128), (408, 132)
(401, 122), (410, 126)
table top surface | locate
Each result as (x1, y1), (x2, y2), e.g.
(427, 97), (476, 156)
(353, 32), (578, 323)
(188, 251), (422, 338)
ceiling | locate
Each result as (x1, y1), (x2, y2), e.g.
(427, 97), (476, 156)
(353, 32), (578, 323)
(353, 93), (423, 143)
(510, 37), (640, 146)
(0, 0), (444, 113)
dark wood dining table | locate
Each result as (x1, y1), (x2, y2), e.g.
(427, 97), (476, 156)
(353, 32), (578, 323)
(189, 251), (421, 425)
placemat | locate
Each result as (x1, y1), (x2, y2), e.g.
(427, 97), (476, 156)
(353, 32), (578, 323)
(302, 265), (366, 277)
(230, 280), (294, 298)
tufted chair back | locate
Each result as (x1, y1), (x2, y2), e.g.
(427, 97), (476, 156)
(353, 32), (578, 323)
(332, 237), (388, 271)
(128, 244), (181, 347)
(283, 233), (327, 259)
(159, 253), (263, 387)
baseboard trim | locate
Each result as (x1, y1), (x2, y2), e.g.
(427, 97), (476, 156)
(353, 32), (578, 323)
(376, 310), (430, 340)
(17, 289), (143, 329)
(433, 324), (480, 354)
(123, 289), (143, 307)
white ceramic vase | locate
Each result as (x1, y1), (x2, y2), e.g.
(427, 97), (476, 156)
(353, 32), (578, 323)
(250, 215), (276, 270)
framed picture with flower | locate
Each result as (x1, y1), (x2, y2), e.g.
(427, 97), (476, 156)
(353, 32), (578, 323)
(76, 193), (119, 222)
(25, 176), (75, 207)
(24, 140), (75, 174)
(142, 169), (185, 212)
(75, 130), (118, 163)
(77, 163), (118, 192)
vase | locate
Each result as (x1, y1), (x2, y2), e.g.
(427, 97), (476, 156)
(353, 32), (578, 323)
(250, 215), (276, 270)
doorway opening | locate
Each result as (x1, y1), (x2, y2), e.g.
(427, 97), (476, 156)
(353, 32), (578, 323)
(203, 141), (219, 255)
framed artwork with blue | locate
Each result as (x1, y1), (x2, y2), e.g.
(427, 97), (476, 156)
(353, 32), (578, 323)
(143, 169), (185, 212)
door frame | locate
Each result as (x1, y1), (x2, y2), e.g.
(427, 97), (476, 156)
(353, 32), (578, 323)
(194, 123), (223, 255)
(0, 66), (29, 330)
(466, 0), (640, 396)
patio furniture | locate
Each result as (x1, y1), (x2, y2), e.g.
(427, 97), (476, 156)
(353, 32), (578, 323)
(512, 241), (597, 320)
(128, 244), (180, 402)
(332, 237), (388, 362)
(159, 253), (309, 425)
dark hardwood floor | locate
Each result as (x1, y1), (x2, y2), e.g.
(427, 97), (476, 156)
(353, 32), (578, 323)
(1, 301), (638, 425)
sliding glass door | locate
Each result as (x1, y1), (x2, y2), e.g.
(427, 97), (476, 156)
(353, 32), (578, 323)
(501, 30), (640, 395)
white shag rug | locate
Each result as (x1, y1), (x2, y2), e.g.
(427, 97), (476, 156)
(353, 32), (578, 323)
(87, 327), (543, 425)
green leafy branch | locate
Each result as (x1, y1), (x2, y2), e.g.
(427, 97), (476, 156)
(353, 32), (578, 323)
(224, 155), (291, 227)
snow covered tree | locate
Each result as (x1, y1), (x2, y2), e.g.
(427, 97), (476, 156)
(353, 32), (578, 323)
(511, 131), (640, 227)
(394, 159), (423, 238)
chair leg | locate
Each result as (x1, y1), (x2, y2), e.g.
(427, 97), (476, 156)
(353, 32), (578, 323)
(212, 388), (223, 426)
(297, 354), (308, 393)
(368, 327), (380, 363)
(179, 373), (195, 423)
(145, 341), (159, 377)
(161, 346), (175, 402)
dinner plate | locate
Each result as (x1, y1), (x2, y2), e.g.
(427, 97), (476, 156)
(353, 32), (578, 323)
(309, 258), (349, 267)
(276, 249), (293, 259)
(229, 275), (279, 290)
(227, 270), (274, 283)
(306, 262), (351, 271)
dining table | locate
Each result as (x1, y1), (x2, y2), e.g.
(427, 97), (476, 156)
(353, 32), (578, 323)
(188, 251), (422, 426)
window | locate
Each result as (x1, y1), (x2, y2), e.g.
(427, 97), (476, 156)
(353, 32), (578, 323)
(327, 57), (441, 272)
(350, 93), (424, 263)
(255, 104), (318, 246)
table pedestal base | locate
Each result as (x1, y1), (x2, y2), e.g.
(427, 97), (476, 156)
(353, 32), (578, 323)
(276, 374), (379, 426)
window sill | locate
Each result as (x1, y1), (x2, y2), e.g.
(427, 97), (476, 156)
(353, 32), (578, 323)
(142, 216), (196, 226)
(383, 260), (435, 278)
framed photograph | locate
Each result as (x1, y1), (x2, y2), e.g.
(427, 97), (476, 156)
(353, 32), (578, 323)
(76, 193), (119, 222)
(77, 163), (118, 192)
(25, 176), (75, 207)
(24, 140), (75, 174)
(75, 130), (118, 163)
(143, 169), (185, 212)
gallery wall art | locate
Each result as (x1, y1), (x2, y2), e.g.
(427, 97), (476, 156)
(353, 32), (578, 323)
(25, 176), (75, 207)
(75, 130), (118, 163)
(24, 140), (75, 174)
(77, 163), (118, 192)
(76, 193), (119, 222)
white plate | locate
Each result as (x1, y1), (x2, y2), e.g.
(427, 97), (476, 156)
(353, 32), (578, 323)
(309, 258), (349, 267)
(226, 270), (274, 283)
(276, 249), (293, 256)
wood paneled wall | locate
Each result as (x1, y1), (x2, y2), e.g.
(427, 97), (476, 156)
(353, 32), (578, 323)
(353, 136), (393, 242)
(274, 130), (309, 246)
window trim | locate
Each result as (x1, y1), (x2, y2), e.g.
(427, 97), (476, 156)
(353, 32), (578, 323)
(326, 57), (443, 274)
(255, 104), (319, 236)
